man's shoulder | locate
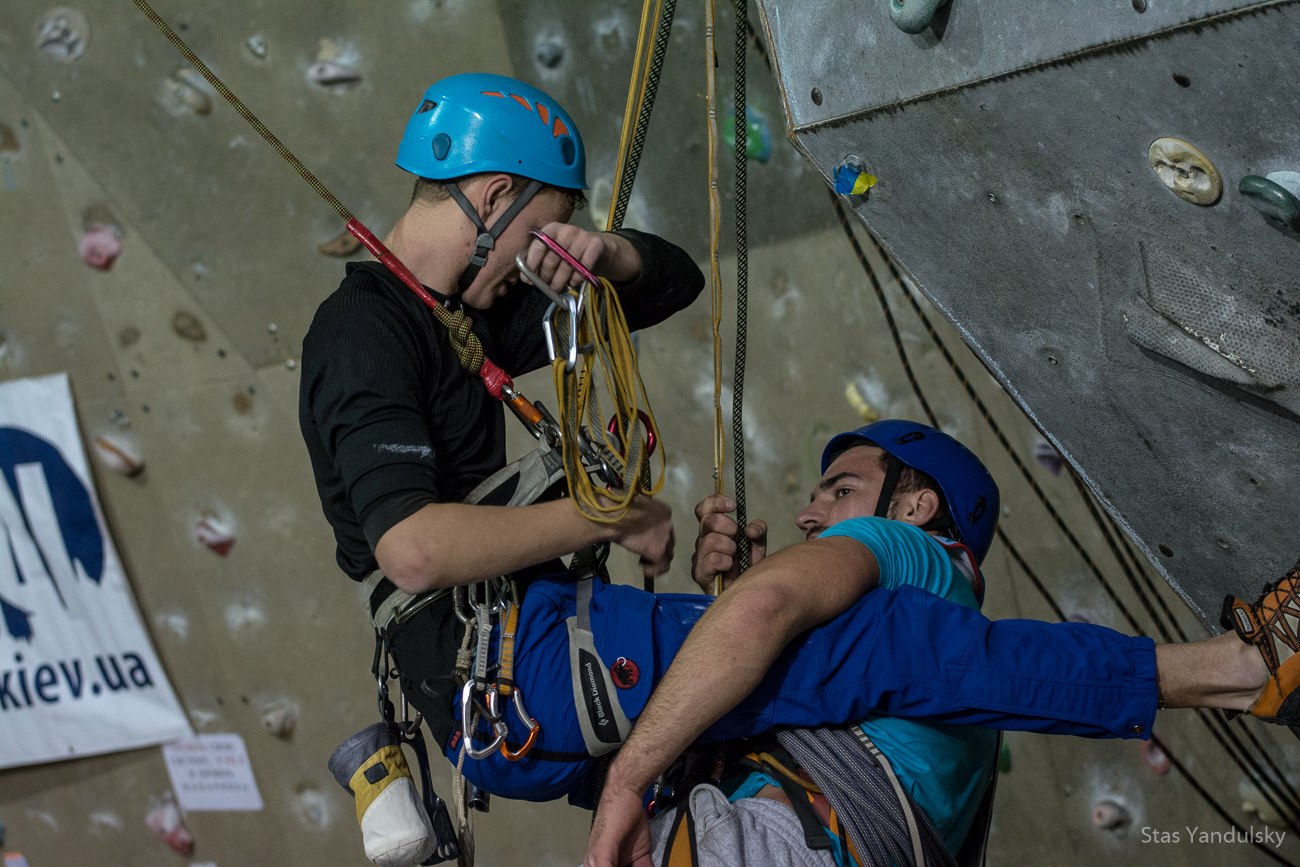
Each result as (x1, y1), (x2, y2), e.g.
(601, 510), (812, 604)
(821, 518), (976, 605)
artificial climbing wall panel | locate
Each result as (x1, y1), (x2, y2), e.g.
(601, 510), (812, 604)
(0, 1), (1295, 865)
(758, 0), (1300, 627)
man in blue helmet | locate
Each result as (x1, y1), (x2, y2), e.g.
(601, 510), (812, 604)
(584, 420), (1300, 866)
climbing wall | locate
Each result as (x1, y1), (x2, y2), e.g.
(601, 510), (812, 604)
(0, 1), (1296, 865)
(755, 0), (1300, 628)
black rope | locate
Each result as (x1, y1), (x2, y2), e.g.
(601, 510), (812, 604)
(731, 0), (751, 571)
(750, 17), (1297, 861)
(827, 172), (1299, 867)
(1068, 476), (1300, 826)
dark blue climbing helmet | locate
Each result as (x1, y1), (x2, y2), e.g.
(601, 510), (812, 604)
(395, 72), (588, 292)
(821, 420), (1000, 563)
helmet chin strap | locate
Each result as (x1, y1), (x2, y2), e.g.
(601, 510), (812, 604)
(443, 180), (544, 295)
(874, 455), (905, 520)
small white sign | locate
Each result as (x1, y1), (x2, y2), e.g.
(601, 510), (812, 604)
(163, 733), (264, 812)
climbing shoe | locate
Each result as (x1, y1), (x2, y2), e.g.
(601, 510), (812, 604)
(1221, 563), (1300, 726)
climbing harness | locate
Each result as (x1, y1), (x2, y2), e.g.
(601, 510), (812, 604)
(660, 727), (998, 867)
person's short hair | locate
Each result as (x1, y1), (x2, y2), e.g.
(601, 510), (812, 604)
(411, 175), (587, 212)
(881, 451), (956, 537)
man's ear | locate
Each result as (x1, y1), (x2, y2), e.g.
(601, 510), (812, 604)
(894, 488), (940, 527)
(476, 173), (518, 220)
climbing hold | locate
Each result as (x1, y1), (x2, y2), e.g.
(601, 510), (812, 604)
(1240, 775), (1300, 828)
(245, 33), (268, 61)
(1032, 439), (1064, 475)
(1091, 798), (1132, 834)
(35, 7), (90, 63)
(0, 124), (18, 154)
(93, 434), (144, 477)
(162, 67), (213, 116)
(318, 227), (362, 257)
(534, 36), (566, 70)
(723, 107), (774, 163)
(307, 59), (362, 87)
(1139, 737), (1171, 776)
(79, 224), (123, 271)
(145, 794), (194, 856)
(845, 380), (881, 424)
(171, 311), (207, 343)
(890, 0), (949, 34)
(834, 156), (878, 197)
(260, 697), (299, 739)
(195, 515), (235, 556)
(1239, 174), (1300, 233)
(1148, 137), (1222, 206)
(308, 38), (361, 87)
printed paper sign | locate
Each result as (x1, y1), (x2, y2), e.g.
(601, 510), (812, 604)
(0, 373), (191, 768)
(163, 733), (264, 812)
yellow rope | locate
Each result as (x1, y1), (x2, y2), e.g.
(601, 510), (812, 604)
(704, 0), (727, 595)
(554, 280), (665, 522)
(607, 0), (663, 230)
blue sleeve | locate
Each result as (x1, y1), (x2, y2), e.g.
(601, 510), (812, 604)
(819, 517), (978, 609)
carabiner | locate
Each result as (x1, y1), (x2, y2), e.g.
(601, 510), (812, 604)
(606, 409), (657, 457)
(398, 681), (423, 734)
(499, 688), (540, 762)
(461, 680), (506, 760)
(530, 229), (600, 288)
(514, 252), (568, 307)
(542, 296), (582, 372)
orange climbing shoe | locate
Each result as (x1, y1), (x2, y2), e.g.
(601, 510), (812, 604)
(1221, 564), (1300, 725)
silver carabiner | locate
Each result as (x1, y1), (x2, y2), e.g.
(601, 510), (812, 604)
(515, 253), (568, 307)
(542, 297), (582, 372)
(461, 680), (506, 760)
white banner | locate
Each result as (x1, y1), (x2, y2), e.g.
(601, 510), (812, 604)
(0, 373), (191, 768)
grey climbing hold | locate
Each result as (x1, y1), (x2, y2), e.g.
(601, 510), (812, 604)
(36, 7), (89, 63)
(890, 0), (949, 35)
(1240, 174), (1300, 233)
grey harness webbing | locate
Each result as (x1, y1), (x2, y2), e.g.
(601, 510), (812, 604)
(567, 573), (634, 756)
(775, 727), (956, 867)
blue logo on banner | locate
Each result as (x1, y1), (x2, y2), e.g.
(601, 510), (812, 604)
(0, 427), (105, 642)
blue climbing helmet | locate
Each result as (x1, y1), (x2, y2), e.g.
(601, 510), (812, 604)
(395, 72), (588, 293)
(821, 419), (1000, 563)
(396, 72), (587, 189)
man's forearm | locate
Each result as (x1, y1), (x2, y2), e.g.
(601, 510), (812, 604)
(603, 537), (880, 795)
(376, 498), (614, 593)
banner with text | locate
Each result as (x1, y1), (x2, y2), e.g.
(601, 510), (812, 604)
(0, 373), (191, 768)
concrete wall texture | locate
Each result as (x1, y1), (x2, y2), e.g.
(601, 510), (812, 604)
(0, 1), (1296, 865)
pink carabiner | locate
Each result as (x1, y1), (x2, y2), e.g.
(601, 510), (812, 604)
(530, 229), (600, 287)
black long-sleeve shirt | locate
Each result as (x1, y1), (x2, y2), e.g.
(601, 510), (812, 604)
(299, 229), (705, 580)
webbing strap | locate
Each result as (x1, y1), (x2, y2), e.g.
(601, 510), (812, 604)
(444, 179), (544, 293)
(776, 727), (956, 867)
(662, 796), (699, 867)
(873, 459), (906, 520)
(496, 602), (520, 696)
(577, 573), (594, 632)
